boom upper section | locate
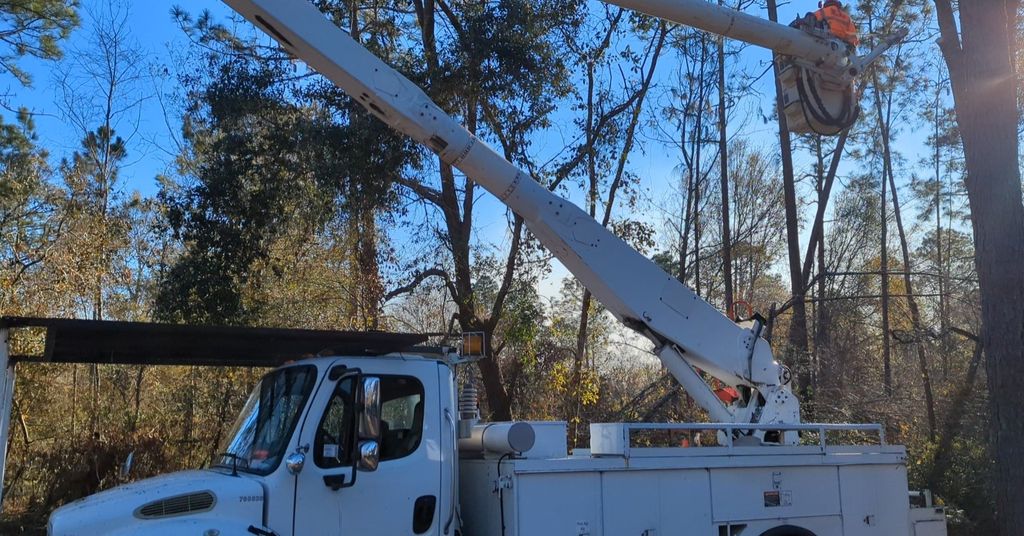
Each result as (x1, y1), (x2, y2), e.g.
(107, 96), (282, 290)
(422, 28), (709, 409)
(604, 0), (845, 65)
(219, 0), (837, 439)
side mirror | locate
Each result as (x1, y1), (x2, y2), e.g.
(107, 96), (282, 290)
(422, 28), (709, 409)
(285, 451), (306, 475)
(357, 440), (379, 472)
(327, 374), (382, 489)
(356, 376), (381, 473)
(359, 376), (381, 441)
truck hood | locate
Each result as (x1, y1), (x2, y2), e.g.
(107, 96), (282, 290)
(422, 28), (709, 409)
(48, 469), (266, 536)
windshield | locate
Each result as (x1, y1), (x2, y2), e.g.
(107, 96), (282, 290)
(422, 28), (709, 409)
(215, 365), (318, 475)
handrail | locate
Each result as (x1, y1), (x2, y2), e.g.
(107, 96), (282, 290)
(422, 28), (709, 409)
(589, 422), (887, 457)
(443, 408), (457, 534)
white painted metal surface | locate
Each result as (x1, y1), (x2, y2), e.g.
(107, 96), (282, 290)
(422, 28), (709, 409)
(291, 357), (445, 536)
(458, 422), (537, 455)
(911, 507), (949, 536)
(48, 469), (266, 535)
(518, 422), (568, 459)
(45, 354), (946, 536)
(590, 422), (887, 456)
(48, 355), (455, 536)
(460, 442), (916, 535)
(840, 465), (916, 535)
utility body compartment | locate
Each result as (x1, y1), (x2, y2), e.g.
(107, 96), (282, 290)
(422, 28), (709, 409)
(459, 422), (941, 536)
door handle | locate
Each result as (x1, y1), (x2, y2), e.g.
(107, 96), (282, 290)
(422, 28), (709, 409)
(413, 495), (436, 534)
(443, 408), (457, 534)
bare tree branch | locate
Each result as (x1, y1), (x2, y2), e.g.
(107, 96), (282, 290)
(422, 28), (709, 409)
(383, 267), (454, 302)
(487, 215), (525, 327)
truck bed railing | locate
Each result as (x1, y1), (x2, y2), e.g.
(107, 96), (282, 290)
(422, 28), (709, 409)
(590, 422), (888, 458)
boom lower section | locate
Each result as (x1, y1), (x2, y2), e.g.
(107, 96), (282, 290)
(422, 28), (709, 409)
(224, 0), (798, 433)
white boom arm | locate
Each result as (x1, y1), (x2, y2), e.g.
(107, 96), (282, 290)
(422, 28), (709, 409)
(604, 0), (846, 67)
(223, 0), (802, 441)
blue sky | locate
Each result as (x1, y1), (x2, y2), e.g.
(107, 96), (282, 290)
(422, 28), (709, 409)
(1, 0), (944, 303)
(2, 0), (843, 197)
(1, 0), (235, 196)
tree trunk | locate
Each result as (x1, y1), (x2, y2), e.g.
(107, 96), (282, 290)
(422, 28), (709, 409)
(716, 14), (733, 314)
(71, 365), (78, 438)
(355, 210), (383, 330)
(678, 153), (694, 283)
(570, 51), (602, 445)
(880, 143), (892, 397)
(886, 175), (937, 438)
(691, 46), (706, 298)
(766, 0), (810, 398)
(90, 364), (99, 436)
(801, 132), (846, 288)
(15, 401), (30, 446)
(933, 1), (1024, 532)
(570, 289), (592, 446)
(928, 337), (983, 496)
(873, 77), (937, 438)
(131, 366), (146, 434)
(931, 79), (950, 378)
(476, 327), (512, 421)
(412, 0), (514, 421)
(810, 136), (825, 391)
(815, 189), (833, 392)
(184, 368), (196, 466)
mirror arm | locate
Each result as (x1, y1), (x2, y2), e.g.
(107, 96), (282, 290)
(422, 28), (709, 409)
(323, 471), (355, 491)
(342, 370), (364, 489)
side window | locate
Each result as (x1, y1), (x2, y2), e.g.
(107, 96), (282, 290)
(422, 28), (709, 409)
(379, 376), (425, 461)
(314, 375), (425, 468)
(314, 376), (354, 468)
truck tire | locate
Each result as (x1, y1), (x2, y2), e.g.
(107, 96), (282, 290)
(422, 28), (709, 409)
(760, 526), (816, 536)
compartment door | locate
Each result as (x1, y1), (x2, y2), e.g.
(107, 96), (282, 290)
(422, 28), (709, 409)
(839, 464), (912, 535)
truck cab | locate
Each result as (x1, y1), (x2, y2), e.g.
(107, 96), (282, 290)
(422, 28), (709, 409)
(48, 354), (456, 536)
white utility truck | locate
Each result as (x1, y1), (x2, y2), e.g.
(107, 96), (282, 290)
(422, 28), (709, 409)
(0, 0), (951, 534)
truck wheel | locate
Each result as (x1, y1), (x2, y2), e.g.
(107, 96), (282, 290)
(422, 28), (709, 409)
(760, 526), (816, 536)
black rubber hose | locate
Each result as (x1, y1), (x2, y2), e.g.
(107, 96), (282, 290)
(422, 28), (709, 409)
(793, 66), (858, 135)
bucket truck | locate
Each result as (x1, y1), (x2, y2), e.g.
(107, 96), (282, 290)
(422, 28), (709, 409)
(7, 0), (940, 534)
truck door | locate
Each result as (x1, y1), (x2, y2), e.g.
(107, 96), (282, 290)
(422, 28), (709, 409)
(293, 371), (442, 535)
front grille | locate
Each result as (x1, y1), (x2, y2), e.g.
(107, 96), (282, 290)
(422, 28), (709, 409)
(135, 491), (216, 519)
